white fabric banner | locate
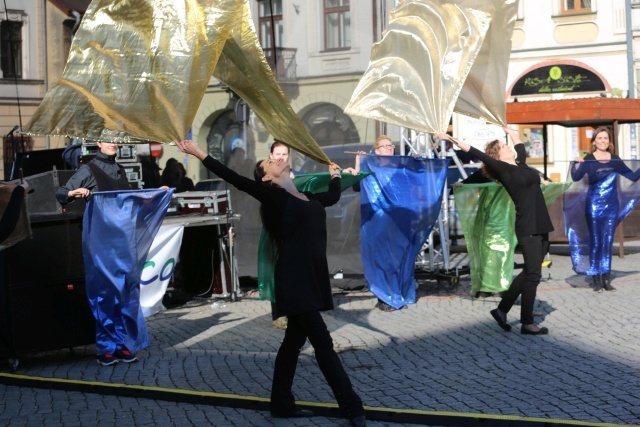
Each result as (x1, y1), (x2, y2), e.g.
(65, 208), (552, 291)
(140, 223), (185, 317)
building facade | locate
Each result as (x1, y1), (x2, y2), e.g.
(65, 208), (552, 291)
(0, 0), (79, 179)
(177, 0), (640, 184)
(2, 1), (640, 183)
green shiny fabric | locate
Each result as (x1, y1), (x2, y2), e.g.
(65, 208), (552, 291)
(257, 172), (371, 302)
(454, 182), (570, 294)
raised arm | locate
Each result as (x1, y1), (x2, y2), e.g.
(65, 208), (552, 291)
(312, 163), (342, 206)
(175, 139), (267, 202)
(503, 127), (526, 164)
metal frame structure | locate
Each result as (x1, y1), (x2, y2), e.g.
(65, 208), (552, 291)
(399, 127), (470, 284)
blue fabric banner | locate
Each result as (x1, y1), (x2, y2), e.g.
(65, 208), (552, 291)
(360, 156), (450, 309)
(83, 188), (174, 354)
(565, 159), (640, 275)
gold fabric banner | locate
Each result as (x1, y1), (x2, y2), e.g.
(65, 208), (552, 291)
(345, 0), (517, 133)
(345, 0), (491, 134)
(23, 0), (330, 165)
(454, 0), (518, 126)
(213, 1), (329, 164)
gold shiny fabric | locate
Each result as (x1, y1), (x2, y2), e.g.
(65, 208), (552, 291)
(23, 0), (329, 165)
(345, 0), (517, 133)
(454, 0), (518, 126)
(213, 1), (329, 164)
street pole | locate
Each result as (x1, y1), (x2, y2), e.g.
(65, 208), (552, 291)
(626, 0), (638, 158)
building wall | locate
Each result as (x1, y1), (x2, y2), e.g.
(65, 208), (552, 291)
(502, 0), (635, 181)
(0, 1), (68, 179)
(3, 1), (640, 185)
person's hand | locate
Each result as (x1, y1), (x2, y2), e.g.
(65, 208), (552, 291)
(342, 167), (358, 176)
(289, 171), (295, 179)
(503, 127), (518, 137)
(175, 140), (207, 161)
(159, 185), (170, 190)
(68, 188), (90, 198)
(541, 179), (550, 186)
(329, 162), (341, 176)
(574, 156), (584, 163)
(504, 127), (523, 145)
(353, 151), (366, 174)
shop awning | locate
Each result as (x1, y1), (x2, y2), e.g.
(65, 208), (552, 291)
(506, 97), (640, 127)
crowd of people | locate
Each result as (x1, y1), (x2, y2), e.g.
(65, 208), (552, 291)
(52, 124), (640, 427)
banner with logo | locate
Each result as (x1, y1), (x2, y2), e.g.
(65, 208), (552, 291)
(140, 224), (185, 317)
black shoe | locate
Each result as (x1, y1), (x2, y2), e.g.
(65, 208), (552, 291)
(271, 407), (315, 418)
(490, 309), (511, 332)
(349, 414), (366, 427)
(602, 273), (616, 292)
(96, 353), (118, 366)
(375, 301), (396, 312)
(114, 347), (139, 363)
(593, 275), (603, 293)
(521, 326), (549, 335)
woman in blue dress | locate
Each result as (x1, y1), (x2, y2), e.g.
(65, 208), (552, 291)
(570, 127), (640, 292)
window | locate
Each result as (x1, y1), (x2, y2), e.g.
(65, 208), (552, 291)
(258, 0), (283, 49)
(324, 0), (350, 50)
(0, 19), (23, 79)
(560, 0), (592, 15)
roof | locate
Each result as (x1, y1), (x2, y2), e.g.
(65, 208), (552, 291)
(506, 97), (640, 127)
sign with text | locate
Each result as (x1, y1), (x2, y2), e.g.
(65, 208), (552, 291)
(511, 65), (605, 96)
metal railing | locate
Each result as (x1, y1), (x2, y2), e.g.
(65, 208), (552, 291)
(263, 47), (297, 81)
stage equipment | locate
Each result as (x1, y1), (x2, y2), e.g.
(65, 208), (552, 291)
(166, 189), (239, 301)
(163, 213), (240, 302)
(172, 191), (230, 216)
(7, 169), (85, 218)
(400, 128), (471, 286)
(0, 214), (94, 371)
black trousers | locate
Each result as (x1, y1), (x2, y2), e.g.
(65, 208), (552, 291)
(498, 234), (548, 325)
(270, 310), (363, 417)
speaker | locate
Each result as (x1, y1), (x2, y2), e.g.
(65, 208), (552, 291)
(0, 279), (95, 355)
(3, 217), (85, 285)
(7, 169), (85, 218)
(0, 217), (94, 359)
(176, 224), (231, 296)
(9, 148), (66, 180)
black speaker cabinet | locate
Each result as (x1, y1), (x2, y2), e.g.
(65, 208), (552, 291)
(7, 169), (85, 218)
(0, 216), (95, 360)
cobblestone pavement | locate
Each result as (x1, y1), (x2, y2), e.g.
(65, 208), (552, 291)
(1, 245), (640, 426)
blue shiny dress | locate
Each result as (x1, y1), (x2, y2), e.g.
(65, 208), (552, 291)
(570, 154), (640, 275)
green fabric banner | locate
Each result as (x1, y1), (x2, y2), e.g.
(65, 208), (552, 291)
(453, 182), (570, 294)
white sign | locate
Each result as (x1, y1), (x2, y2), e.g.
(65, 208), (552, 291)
(140, 224), (185, 317)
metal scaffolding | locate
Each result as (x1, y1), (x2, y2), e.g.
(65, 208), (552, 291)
(399, 127), (470, 285)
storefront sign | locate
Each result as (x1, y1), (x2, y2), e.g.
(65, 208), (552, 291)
(511, 65), (605, 96)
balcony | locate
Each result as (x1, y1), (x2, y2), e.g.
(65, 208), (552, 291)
(263, 47), (297, 81)
(263, 47), (299, 101)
